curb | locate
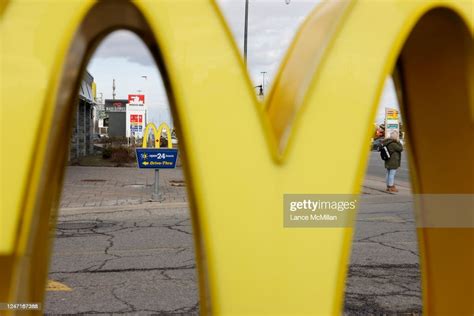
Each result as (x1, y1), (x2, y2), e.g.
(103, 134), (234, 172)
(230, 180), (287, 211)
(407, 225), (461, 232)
(59, 201), (188, 213)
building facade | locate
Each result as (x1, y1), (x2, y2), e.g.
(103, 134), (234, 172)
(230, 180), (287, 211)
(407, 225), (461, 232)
(69, 71), (96, 162)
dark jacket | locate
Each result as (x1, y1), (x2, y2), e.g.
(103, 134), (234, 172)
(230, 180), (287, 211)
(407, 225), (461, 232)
(383, 138), (403, 169)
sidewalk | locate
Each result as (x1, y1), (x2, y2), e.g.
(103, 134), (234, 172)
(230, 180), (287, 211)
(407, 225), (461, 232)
(59, 166), (411, 211)
(362, 175), (411, 195)
(59, 166), (187, 209)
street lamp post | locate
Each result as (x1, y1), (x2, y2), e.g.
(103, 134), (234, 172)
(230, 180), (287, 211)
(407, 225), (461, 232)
(244, 0), (249, 66)
(243, 0), (290, 66)
(140, 75), (147, 125)
(254, 85), (264, 98)
(260, 71), (267, 98)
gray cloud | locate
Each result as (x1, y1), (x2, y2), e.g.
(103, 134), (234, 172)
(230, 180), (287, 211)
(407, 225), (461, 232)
(91, 1), (320, 86)
(217, 0), (320, 86)
(89, 1), (326, 124)
(92, 30), (155, 66)
(89, 0), (398, 127)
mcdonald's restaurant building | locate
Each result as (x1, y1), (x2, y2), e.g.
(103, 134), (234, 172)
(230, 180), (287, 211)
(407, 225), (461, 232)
(69, 71), (96, 162)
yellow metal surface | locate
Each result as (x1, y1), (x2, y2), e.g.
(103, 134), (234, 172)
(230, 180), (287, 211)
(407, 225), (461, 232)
(0, 0), (472, 315)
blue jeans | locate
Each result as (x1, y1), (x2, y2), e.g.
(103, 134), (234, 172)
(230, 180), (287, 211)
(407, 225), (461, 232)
(386, 169), (397, 187)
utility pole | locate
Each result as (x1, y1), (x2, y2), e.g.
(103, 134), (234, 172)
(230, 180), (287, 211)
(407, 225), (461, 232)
(140, 75), (148, 125)
(254, 85), (263, 98)
(260, 71), (267, 98)
(112, 79), (116, 100)
(243, 0), (249, 66)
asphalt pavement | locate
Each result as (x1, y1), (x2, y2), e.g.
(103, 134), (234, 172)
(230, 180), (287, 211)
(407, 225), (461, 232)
(45, 203), (198, 314)
(45, 165), (420, 315)
(345, 194), (421, 314)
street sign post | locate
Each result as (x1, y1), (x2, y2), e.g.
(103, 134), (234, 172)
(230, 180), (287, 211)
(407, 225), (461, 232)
(136, 148), (178, 169)
(137, 122), (178, 201)
(384, 107), (399, 139)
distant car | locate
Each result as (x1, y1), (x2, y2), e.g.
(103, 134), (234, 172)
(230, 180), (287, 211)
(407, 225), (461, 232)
(159, 130), (178, 146)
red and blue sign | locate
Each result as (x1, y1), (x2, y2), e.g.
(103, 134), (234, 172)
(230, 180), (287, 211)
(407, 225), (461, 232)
(136, 148), (178, 169)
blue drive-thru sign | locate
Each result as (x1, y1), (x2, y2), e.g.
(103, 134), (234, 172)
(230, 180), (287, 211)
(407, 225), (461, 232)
(136, 148), (178, 169)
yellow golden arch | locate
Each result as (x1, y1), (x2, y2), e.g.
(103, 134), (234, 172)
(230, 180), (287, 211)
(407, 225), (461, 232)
(1, 1), (472, 315)
(142, 122), (173, 149)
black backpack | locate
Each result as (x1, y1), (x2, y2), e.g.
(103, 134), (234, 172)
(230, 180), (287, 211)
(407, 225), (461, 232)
(380, 145), (391, 161)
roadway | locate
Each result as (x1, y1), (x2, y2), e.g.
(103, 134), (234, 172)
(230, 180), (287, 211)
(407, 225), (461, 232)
(45, 165), (419, 315)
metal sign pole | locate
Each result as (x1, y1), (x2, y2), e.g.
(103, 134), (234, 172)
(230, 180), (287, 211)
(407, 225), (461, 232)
(138, 122), (177, 202)
(152, 169), (160, 201)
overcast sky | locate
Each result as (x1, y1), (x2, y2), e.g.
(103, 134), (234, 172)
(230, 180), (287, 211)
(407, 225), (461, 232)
(87, 0), (398, 126)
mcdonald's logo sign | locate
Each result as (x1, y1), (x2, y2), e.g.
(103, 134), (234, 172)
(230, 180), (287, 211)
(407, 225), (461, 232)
(0, 0), (472, 314)
(137, 122), (178, 169)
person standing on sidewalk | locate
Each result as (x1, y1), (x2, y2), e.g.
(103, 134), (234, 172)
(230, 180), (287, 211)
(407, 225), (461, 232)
(383, 131), (403, 192)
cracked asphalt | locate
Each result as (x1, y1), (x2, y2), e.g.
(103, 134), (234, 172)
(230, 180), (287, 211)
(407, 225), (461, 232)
(45, 165), (421, 315)
(45, 205), (199, 315)
(345, 195), (421, 315)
